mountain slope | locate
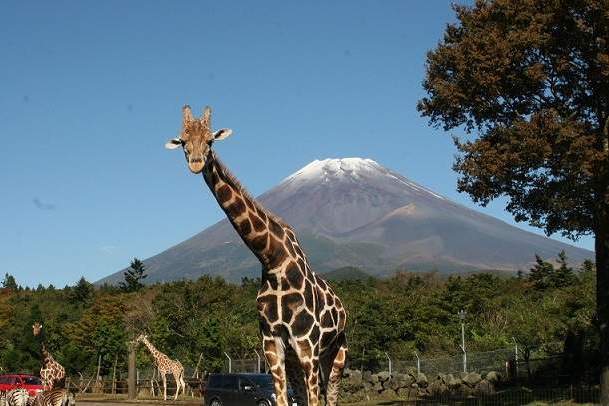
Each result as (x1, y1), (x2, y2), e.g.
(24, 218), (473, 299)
(98, 158), (594, 284)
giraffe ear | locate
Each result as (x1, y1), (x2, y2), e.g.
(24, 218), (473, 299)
(165, 138), (183, 150)
(213, 128), (233, 141)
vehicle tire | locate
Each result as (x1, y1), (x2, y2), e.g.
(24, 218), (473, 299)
(257, 401), (271, 406)
(209, 399), (222, 406)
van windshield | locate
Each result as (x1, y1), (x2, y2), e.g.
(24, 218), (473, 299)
(24, 377), (42, 385)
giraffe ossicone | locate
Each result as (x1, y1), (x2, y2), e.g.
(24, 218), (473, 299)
(166, 105), (348, 406)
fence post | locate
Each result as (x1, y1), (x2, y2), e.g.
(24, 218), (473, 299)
(128, 342), (136, 400)
(414, 352), (420, 375)
(458, 309), (467, 373)
(254, 350), (261, 373)
(384, 352), (392, 376)
(224, 352), (232, 373)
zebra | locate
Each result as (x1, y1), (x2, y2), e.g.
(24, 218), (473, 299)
(5, 389), (29, 406)
(27, 390), (71, 406)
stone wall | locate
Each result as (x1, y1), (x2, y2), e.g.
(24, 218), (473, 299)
(339, 368), (503, 402)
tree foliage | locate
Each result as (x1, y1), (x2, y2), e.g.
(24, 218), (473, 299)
(418, 0), (608, 239)
(119, 258), (148, 293)
(0, 258), (596, 378)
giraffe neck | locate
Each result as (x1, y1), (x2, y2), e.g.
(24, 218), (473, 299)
(141, 339), (160, 358)
(202, 151), (291, 271)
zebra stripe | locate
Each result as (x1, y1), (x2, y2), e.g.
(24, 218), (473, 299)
(29, 390), (69, 406)
(6, 389), (29, 406)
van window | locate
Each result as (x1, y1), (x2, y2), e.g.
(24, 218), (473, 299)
(221, 375), (238, 390)
(207, 375), (222, 389)
(0, 376), (9, 384)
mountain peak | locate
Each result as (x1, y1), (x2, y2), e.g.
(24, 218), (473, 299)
(285, 157), (383, 183)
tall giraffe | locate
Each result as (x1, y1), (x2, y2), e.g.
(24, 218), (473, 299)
(135, 334), (186, 400)
(32, 323), (65, 390)
(165, 105), (348, 406)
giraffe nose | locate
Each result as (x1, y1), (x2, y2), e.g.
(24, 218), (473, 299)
(188, 158), (205, 173)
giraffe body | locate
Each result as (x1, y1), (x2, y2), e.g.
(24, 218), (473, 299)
(166, 106), (348, 406)
(32, 323), (65, 390)
(135, 335), (186, 400)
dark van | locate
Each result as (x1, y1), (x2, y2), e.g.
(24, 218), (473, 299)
(204, 373), (298, 406)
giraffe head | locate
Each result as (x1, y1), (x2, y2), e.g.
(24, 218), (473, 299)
(165, 105), (233, 174)
(135, 334), (148, 343)
(32, 322), (43, 337)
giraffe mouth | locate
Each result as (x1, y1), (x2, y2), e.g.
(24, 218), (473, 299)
(188, 158), (205, 173)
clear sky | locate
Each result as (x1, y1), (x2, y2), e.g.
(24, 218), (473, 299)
(0, 1), (594, 288)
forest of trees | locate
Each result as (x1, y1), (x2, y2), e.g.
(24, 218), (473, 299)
(0, 253), (596, 381)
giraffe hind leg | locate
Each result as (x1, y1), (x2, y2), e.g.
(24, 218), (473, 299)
(324, 339), (348, 406)
(285, 352), (307, 406)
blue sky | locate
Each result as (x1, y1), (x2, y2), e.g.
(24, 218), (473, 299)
(0, 1), (594, 288)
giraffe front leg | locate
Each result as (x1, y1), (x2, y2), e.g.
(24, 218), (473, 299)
(162, 373), (167, 401)
(263, 336), (290, 406)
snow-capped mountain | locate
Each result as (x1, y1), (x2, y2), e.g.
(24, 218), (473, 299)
(98, 158), (594, 284)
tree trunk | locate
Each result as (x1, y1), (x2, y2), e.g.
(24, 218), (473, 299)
(597, 216), (609, 405)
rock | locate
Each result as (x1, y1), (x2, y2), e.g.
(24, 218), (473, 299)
(463, 372), (482, 387)
(377, 371), (391, 382)
(428, 380), (447, 397)
(378, 388), (396, 399)
(342, 368), (352, 378)
(400, 374), (414, 387)
(372, 381), (383, 392)
(486, 371), (501, 384)
(416, 372), (428, 388)
(388, 375), (402, 390)
(448, 375), (462, 389)
(458, 371), (469, 380)
(437, 373), (448, 385)
(397, 387), (410, 398)
(370, 373), (379, 384)
(362, 370), (372, 382)
(475, 379), (495, 396)
(348, 370), (362, 385)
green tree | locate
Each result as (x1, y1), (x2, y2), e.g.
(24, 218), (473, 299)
(69, 277), (94, 304)
(418, 0), (609, 400)
(119, 258), (148, 293)
(2, 274), (18, 290)
(553, 250), (576, 288)
(529, 255), (555, 290)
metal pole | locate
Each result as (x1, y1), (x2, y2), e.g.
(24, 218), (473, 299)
(414, 352), (420, 375)
(254, 350), (261, 374)
(513, 337), (519, 378)
(224, 352), (232, 373)
(458, 309), (467, 373)
(462, 321), (467, 373)
(384, 352), (392, 376)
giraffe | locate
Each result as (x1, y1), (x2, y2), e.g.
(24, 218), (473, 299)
(135, 334), (186, 400)
(32, 323), (65, 390)
(165, 105), (348, 406)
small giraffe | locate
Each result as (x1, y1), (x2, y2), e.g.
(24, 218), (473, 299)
(32, 323), (65, 390)
(135, 334), (186, 400)
(166, 106), (348, 406)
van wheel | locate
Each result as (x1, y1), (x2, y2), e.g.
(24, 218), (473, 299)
(209, 399), (222, 406)
(257, 401), (271, 406)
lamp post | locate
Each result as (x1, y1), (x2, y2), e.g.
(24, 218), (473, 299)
(458, 309), (467, 373)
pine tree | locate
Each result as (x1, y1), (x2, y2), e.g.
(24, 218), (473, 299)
(119, 258), (148, 293)
(552, 251), (576, 288)
(2, 273), (18, 290)
(528, 255), (554, 290)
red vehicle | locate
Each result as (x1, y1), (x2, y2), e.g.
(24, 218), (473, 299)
(0, 374), (44, 397)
